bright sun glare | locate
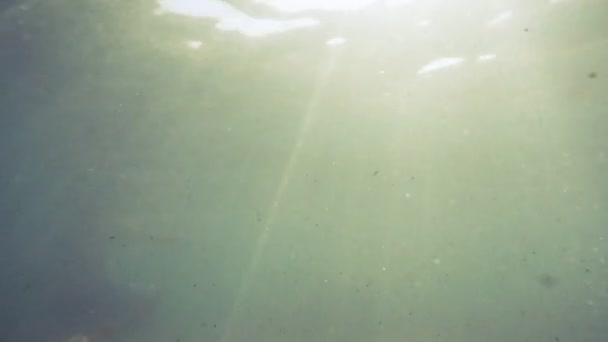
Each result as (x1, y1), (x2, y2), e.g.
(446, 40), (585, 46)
(158, 0), (382, 17)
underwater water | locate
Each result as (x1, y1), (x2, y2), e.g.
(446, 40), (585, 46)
(1, 0), (607, 341)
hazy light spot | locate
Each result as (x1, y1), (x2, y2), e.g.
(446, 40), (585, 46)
(477, 53), (496, 62)
(186, 40), (203, 49)
(416, 19), (431, 28)
(385, 0), (411, 7)
(255, 0), (377, 13)
(216, 16), (319, 37)
(157, 0), (237, 17)
(417, 57), (465, 75)
(487, 10), (512, 27)
(157, 0), (319, 37)
(326, 37), (347, 46)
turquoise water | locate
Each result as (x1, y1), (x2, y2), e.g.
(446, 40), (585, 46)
(1, 0), (607, 341)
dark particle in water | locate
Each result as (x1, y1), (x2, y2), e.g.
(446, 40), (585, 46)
(538, 273), (559, 289)
(588, 72), (597, 79)
(373, 170), (379, 176)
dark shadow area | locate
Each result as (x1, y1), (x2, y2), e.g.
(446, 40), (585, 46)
(0, 0), (19, 12)
(0, 1), (158, 341)
(0, 228), (157, 342)
(0, 128), (157, 341)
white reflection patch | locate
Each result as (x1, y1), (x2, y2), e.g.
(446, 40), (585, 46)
(216, 16), (318, 37)
(417, 57), (465, 74)
(157, 0), (319, 37)
(487, 10), (512, 27)
(477, 54), (496, 62)
(384, 0), (412, 7)
(326, 37), (347, 46)
(186, 40), (203, 49)
(254, 0), (377, 13)
(416, 19), (431, 28)
(157, 0), (235, 18)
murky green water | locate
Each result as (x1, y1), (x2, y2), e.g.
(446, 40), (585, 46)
(1, 0), (607, 341)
